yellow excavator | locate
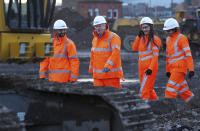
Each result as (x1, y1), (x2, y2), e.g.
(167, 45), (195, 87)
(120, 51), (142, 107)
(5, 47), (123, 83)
(0, 0), (56, 62)
(112, 9), (200, 52)
(112, 17), (165, 51)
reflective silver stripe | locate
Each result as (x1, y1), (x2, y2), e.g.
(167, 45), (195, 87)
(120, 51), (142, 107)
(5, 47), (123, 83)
(89, 65), (93, 69)
(139, 50), (152, 55)
(71, 74), (78, 79)
(168, 80), (181, 87)
(108, 33), (118, 50)
(53, 54), (68, 58)
(111, 45), (120, 50)
(92, 33), (119, 52)
(107, 60), (114, 66)
(174, 34), (182, 53)
(91, 47), (111, 52)
(63, 39), (70, 55)
(153, 52), (159, 56)
(166, 37), (169, 44)
(40, 72), (46, 75)
(53, 39), (71, 58)
(166, 87), (178, 93)
(140, 55), (153, 61)
(152, 47), (159, 50)
(183, 47), (190, 51)
(49, 70), (71, 73)
(140, 75), (148, 97)
(186, 53), (192, 56)
(185, 93), (194, 103)
(166, 50), (184, 58)
(181, 80), (187, 86)
(166, 34), (185, 60)
(179, 86), (189, 93)
(94, 67), (122, 73)
(69, 55), (78, 59)
(169, 56), (185, 64)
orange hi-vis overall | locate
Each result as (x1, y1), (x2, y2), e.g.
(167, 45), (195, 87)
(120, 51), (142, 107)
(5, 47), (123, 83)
(39, 34), (80, 83)
(89, 28), (124, 88)
(132, 35), (162, 101)
(165, 32), (194, 103)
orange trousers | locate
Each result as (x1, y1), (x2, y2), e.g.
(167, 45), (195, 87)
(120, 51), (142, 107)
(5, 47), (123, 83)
(93, 78), (122, 88)
(139, 70), (158, 101)
(165, 72), (194, 103)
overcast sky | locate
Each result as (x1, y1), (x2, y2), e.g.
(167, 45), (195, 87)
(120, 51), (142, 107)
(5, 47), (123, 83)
(122, 0), (184, 8)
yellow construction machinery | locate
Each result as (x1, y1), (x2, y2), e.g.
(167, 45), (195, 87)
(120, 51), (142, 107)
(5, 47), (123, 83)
(112, 9), (200, 52)
(112, 17), (165, 51)
(0, 0), (56, 62)
(179, 9), (200, 45)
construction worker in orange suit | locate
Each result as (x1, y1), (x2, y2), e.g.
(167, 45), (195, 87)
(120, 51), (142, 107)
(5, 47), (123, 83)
(163, 18), (194, 103)
(39, 19), (80, 83)
(89, 16), (124, 88)
(132, 17), (162, 101)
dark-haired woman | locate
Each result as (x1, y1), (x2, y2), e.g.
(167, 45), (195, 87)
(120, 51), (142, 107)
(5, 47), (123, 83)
(132, 17), (162, 102)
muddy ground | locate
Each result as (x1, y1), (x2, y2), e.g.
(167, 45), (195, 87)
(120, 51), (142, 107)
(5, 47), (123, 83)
(0, 50), (200, 131)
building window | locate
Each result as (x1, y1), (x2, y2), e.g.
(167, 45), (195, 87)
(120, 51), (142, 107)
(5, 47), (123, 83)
(113, 9), (118, 19)
(107, 9), (112, 19)
(88, 8), (93, 17)
(94, 8), (99, 16)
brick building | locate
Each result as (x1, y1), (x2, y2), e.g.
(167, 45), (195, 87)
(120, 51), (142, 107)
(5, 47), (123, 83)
(77, 0), (122, 20)
(184, 0), (200, 9)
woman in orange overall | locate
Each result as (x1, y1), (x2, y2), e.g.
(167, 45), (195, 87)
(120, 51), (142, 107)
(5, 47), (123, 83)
(132, 17), (162, 101)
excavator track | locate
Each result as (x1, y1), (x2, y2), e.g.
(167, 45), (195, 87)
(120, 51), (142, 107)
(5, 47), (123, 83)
(27, 78), (155, 130)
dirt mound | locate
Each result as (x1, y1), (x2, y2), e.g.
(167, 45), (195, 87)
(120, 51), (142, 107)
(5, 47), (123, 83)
(50, 7), (94, 49)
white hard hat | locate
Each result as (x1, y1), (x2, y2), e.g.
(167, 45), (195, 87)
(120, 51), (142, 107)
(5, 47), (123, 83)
(140, 17), (154, 25)
(163, 18), (179, 30)
(53, 19), (68, 29)
(93, 16), (107, 26)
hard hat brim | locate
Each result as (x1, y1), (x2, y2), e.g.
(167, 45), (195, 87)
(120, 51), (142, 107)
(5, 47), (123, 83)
(53, 27), (68, 29)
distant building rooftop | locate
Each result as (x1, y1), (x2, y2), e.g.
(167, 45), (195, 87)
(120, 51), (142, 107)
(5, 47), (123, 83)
(79, 0), (121, 3)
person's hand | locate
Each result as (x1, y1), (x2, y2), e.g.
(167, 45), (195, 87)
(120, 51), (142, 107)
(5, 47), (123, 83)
(103, 68), (109, 73)
(69, 80), (76, 83)
(138, 30), (144, 37)
(145, 69), (152, 75)
(188, 71), (194, 80)
(166, 72), (171, 78)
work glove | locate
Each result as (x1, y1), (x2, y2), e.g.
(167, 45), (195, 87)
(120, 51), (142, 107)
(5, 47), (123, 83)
(69, 80), (76, 84)
(166, 72), (171, 78)
(188, 71), (194, 80)
(138, 30), (144, 37)
(103, 68), (109, 73)
(145, 69), (152, 75)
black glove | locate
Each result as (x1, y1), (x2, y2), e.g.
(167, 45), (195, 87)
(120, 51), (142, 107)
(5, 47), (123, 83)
(138, 30), (144, 37)
(188, 71), (194, 79)
(103, 68), (109, 73)
(166, 72), (171, 78)
(40, 78), (45, 80)
(145, 69), (152, 75)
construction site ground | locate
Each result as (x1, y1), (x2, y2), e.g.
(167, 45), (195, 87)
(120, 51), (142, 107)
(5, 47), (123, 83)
(0, 49), (200, 130)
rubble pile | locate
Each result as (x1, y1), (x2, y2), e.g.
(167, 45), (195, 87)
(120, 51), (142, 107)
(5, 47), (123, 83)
(51, 8), (94, 49)
(0, 105), (23, 131)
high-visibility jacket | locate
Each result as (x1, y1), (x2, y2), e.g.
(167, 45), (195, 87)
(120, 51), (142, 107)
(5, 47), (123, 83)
(132, 35), (161, 101)
(166, 32), (194, 74)
(39, 34), (80, 83)
(89, 28), (123, 80)
(132, 35), (161, 72)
